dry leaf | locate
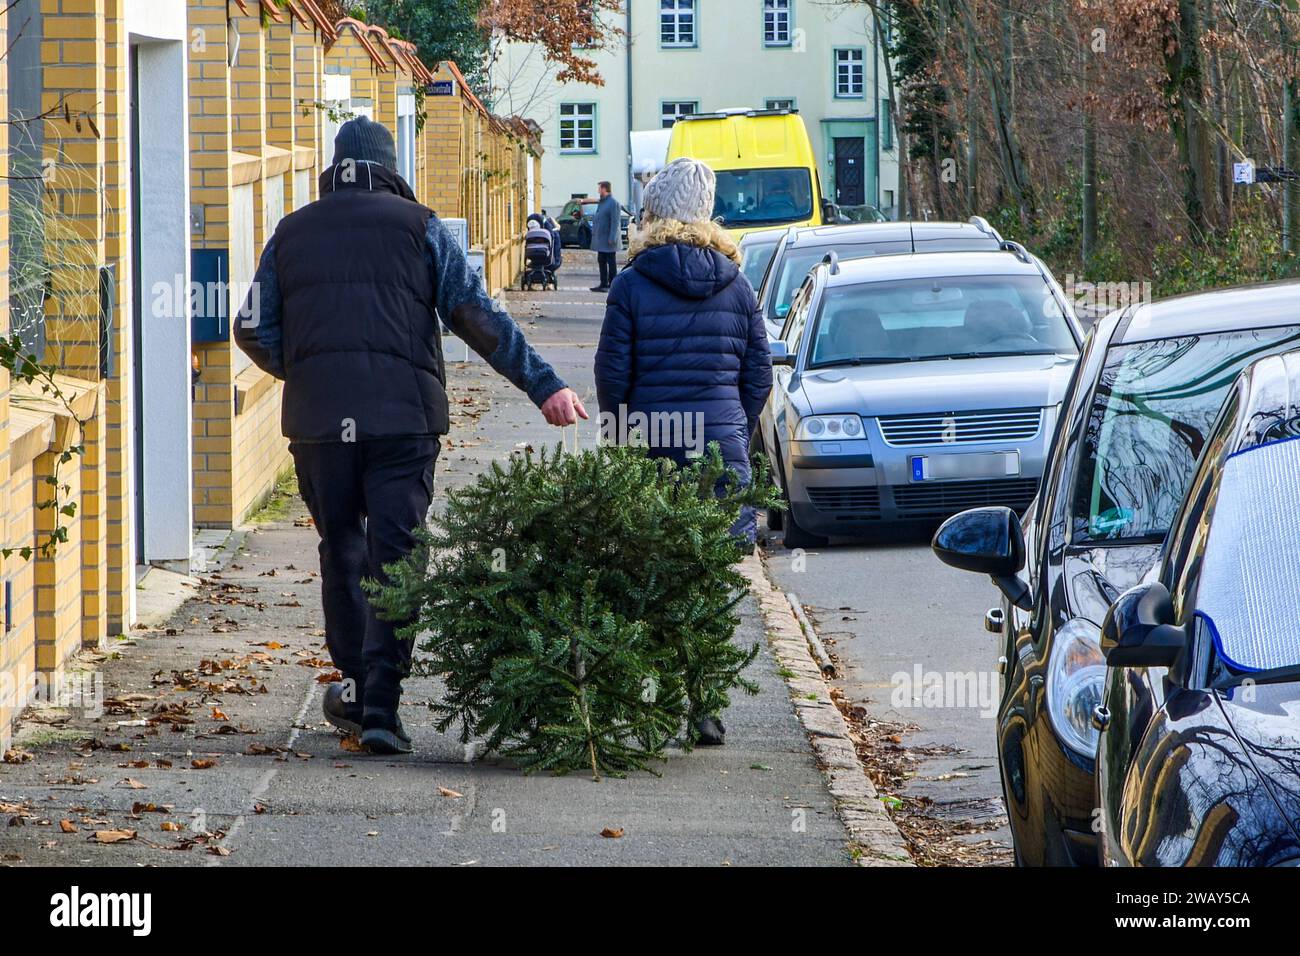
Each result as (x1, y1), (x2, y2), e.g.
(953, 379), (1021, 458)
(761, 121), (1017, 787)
(191, 758), (217, 770)
(59, 820), (78, 833)
(437, 787), (463, 799)
(160, 822), (182, 832)
(600, 827), (624, 839)
(119, 778), (148, 790)
(93, 829), (137, 844)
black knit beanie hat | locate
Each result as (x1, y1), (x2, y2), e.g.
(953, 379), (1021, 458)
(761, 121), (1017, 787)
(332, 116), (398, 172)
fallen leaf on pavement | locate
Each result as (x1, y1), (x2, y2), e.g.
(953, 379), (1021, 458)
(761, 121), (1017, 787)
(191, 758), (217, 769)
(600, 827), (624, 839)
(59, 820), (78, 833)
(93, 829), (137, 844)
(437, 787), (463, 799)
(118, 778), (148, 790)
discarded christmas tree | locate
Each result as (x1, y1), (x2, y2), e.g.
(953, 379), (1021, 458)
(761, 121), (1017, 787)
(366, 443), (779, 778)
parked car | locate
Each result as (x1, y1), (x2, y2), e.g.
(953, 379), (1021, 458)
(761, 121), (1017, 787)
(758, 246), (1080, 548)
(756, 217), (1008, 339)
(931, 281), (1300, 865)
(1096, 347), (1300, 866)
(555, 197), (631, 249)
(738, 227), (785, 291)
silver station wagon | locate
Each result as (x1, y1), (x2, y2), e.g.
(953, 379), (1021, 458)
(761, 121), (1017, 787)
(758, 247), (1082, 547)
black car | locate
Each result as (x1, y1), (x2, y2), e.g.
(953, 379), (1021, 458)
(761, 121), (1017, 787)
(754, 216), (1008, 338)
(1096, 348), (1300, 866)
(555, 197), (631, 250)
(931, 280), (1300, 865)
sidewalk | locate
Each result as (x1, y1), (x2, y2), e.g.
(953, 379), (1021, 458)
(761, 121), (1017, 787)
(0, 253), (859, 867)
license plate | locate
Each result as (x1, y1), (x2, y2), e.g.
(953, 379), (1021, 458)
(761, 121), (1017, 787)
(911, 452), (1021, 482)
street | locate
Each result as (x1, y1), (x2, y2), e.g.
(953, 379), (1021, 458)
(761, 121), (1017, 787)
(762, 527), (1013, 866)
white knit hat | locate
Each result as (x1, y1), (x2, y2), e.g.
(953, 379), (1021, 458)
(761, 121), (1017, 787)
(643, 157), (717, 224)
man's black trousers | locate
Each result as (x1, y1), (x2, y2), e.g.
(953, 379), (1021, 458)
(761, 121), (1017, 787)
(290, 437), (439, 715)
(597, 251), (617, 287)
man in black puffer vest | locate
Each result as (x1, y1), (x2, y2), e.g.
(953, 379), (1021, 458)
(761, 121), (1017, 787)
(236, 118), (587, 754)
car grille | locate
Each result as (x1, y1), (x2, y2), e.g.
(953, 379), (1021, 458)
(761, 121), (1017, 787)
(807, 486), (882, 518)
(892, 478), (1039, 518)
(878, 408), (1042, 447)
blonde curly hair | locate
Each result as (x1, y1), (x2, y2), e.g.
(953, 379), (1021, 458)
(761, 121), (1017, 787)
(628, 214), (742, 266)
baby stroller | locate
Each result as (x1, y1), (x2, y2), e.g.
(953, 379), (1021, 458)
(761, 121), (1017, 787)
(522, 213), (560, 291)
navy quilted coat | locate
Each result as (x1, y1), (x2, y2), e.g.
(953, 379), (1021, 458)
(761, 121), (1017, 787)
(594, 241), (773, 540)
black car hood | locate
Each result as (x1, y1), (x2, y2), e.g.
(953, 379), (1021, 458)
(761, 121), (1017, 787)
(1215, 683), (1300, 847)
(1063, 543), (1163, 627)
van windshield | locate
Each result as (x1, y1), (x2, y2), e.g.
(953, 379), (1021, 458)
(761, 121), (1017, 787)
(713, 168), (814, 228)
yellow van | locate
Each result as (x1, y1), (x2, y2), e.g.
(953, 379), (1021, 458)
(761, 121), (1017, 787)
(666, 108), (826, 240)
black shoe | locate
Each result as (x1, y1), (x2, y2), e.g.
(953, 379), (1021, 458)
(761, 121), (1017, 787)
(695, 716), (726, 746)
(322, 682), (362, 736)
(361, 710), (413, 755)
(590, 285), (609, 293)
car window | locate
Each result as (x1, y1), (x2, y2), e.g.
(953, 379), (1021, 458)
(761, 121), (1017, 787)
(741, 240), (779, 289)
(783, 282), (815, 355)
(1071, 326), (1300, 543)
(1165, 386), (1239, 612)
(766, 241), (913, 321)
(1197, 435), (1300, 674)
(804, 274), (1076, 368)
(713, 167), (814, 229)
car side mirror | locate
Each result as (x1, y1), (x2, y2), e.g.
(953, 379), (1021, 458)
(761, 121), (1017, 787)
(770, 341), (796, 367)
(932, 507), (1031, 610)
(1100, 583), (1186, 668)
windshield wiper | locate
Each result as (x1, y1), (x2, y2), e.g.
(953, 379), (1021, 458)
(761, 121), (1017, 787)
(940, 349), (1062, 360)
(1212, 662), (1300, 690)
(812, 357), (918, 369)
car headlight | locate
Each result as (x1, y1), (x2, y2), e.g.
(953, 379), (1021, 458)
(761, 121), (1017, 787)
(1047, 619), (1107, 758)
(794, 415), (865, 440)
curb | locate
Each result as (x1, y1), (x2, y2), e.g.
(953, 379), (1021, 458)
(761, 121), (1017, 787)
(741, 553), (914, 867)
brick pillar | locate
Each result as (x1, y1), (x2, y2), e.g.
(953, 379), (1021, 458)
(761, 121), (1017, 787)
(266, 17), (295, 208)
(188, 0), (236, 529)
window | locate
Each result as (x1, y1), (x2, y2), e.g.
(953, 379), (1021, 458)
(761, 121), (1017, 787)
(711, 166), (814, 229)
(764, 0), (791, 45)
(881, 99), (893, 149)
(1071, 326), (1300, 543)
(660, 0), (696, 48)
(661, 100), (698, 128)
(559, 102), (596, 152)
(807, 275), (1077, 369)
(765, 98), (795, 112)
(835, 48), (865, 98)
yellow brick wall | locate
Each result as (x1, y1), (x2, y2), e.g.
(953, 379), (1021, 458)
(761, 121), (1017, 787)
(34, 438), (83, 671)
(190, 1), (334, 529)
(1, 463), (38, 739)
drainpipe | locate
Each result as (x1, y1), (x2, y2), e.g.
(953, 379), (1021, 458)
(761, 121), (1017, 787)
(626, 0), (634, 202)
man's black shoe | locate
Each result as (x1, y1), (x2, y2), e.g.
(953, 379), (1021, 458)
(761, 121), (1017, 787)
(322, 682), (362, 736)
(695, 715), (726, 746)
(361, 710), (413, 755)
(590, 285), (610, 293)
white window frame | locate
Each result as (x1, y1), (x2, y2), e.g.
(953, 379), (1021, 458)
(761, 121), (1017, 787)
(660, 0), (696, 48)
(835, 48), (865, 98)
(661, 100), (698, 128)
(764, 0), (791, 46)
(559, 102), (597, 153)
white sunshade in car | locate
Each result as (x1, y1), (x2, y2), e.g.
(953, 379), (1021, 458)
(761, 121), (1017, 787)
(1198, 436), (1300, 672)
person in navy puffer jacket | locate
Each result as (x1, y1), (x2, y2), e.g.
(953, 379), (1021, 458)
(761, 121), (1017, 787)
(595, 158), (773, 746)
